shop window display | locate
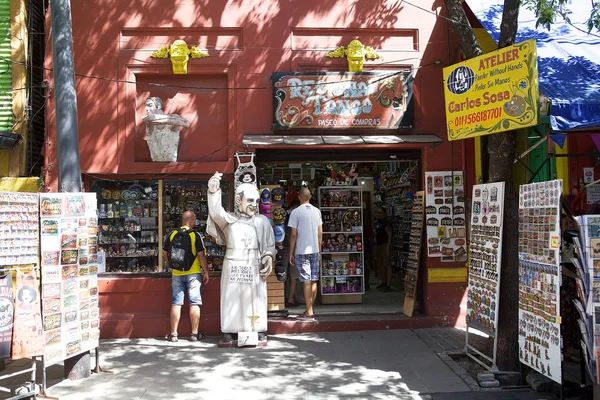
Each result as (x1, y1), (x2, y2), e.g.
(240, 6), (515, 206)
(163, 180), (230, 272)
(93, 180), (159, 273)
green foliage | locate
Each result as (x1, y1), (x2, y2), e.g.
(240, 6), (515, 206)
(522, 0), (600, 33)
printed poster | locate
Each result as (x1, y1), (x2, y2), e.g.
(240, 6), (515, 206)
(40, 193), (100, 365)
(0, 276), (14, 358)
(517, 180), (562, 384)
(466, 183), (505, 336)
(424, 171), (467, 262)
(12, 269), (44, 359)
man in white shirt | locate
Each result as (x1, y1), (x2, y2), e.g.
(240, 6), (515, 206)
(288, 187), (323, 320)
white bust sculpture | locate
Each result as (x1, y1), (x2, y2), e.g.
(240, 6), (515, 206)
(206, 172), (275, 345)
(143, 97), (190, 162)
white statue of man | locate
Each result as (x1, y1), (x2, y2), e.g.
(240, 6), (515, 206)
(142, 96), (190, 162)
(206, 172), (275, 344)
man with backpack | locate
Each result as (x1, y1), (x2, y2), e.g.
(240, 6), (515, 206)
(163, 210), (210, 342)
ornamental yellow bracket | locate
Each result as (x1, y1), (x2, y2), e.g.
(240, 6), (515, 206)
(150, 39), (209, 74)
(326, 39), (381, 72)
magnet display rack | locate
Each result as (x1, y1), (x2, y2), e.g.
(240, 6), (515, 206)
(319, 186), (364, 304)
(162, 180), (230, 272)
(402, 191), (424, 317)
(95, 180), (160, 273)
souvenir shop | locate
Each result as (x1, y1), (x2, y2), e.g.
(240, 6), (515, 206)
(86, 147), (431, 316)
(253, 148), (427, 314)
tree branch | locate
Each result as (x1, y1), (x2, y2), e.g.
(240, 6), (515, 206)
(499, 0), (521, 47)
(443, 0), (483, 59)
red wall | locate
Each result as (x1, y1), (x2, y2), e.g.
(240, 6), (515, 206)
(44, 0), (468, 334)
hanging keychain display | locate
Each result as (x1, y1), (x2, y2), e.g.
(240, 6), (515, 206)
(234, 153), (257, 190)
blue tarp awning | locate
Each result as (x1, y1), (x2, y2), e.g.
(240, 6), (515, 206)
(467, 0), (600, 133)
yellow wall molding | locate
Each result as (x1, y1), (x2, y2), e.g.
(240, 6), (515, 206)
(428, 267), (468, 283)
(0, 177), (40, 192)
(8, 0), (28, 176)
(555, 139), (569, 196)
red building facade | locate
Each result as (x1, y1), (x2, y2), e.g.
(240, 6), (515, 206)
(44, 0), (473, 337)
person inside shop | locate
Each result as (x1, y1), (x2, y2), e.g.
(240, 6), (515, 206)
(163, 210), (210, 342)
(283, 199), (303, 307)
(375, 206), (393, 292)
(288, 187), (323, 320)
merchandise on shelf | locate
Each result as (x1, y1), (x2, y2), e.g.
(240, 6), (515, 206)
(163, 180), (230, 272)
(93, 180), (160, 273)
(318, 186), (364, 299)
(404, 192), (424, 299)
(0, 192), (39, 266)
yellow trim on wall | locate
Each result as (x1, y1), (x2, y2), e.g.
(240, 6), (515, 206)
(470, 28), (496, 185)
(0, 177), (40, 192)
(474, 137), (482, 184)
(555, 139), (569, 196)
(428, 267), (468, 283)
(473, 28), (498, 52)
(8, 0), (28, 176)
(0, 150), (8, 176)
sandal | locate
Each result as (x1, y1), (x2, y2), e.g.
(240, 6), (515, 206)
(167, 333), (178, 342)
(297, 312), (316, 320)
(190, 332), (206, 342)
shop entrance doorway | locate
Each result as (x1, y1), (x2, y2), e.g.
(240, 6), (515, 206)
(255, 149), (422, 316)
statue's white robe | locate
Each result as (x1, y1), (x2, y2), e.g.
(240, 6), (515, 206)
(207, 189), (275, 333)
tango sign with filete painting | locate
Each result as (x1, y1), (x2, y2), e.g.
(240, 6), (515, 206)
(272, 71), (414, 130)
(443, 39), (539, 141)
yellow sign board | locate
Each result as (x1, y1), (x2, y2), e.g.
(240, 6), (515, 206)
(443, 39), (539, 141)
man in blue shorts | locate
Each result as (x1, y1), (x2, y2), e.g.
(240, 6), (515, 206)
(163, 211), (210, 342)
(288, 187), (322, 320)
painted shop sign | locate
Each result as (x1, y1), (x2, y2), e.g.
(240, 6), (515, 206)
(443, 39), (539, 141)
(272, 72), (413, 130)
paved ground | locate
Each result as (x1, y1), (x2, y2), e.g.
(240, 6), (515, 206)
(46, 330), (471, 400)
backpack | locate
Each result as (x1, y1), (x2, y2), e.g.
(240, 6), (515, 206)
(168, 228), (197, 271)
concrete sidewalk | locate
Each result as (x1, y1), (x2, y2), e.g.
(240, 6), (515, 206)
(46, 330), (471, 400)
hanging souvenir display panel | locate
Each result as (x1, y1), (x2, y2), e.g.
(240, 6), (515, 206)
(517, 180), (562, 384)
(40, 193), (100, 366)
(466, 182), (505, 337)
(424, 171), (467, 262)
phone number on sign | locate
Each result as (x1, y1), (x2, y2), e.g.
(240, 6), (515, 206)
(453, 107), (502, 127)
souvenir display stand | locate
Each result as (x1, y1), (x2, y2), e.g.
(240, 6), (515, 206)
(0, 192), (40, 400)
(517, 181), (563, 384)
(465, 182), (505, 371)
(258, 184), (286, 312)
(573, 215), (599, 384)
(424, 171), (467, 263)
(403, 191), (424, 317)
(39, 193), (102, 391)
(319, 186), (364, 304)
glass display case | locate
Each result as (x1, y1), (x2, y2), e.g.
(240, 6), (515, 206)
(318, 186), (364, 304)
(162, 180), (230, 272)
(93, 180), (160, 273)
